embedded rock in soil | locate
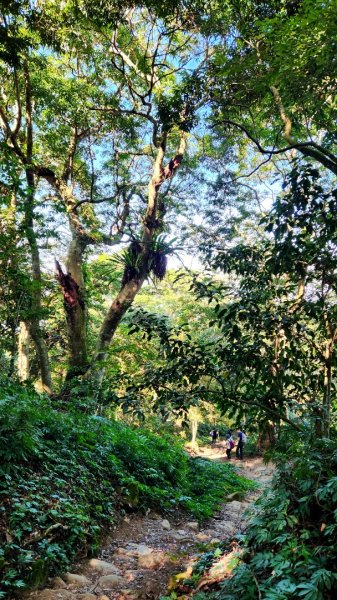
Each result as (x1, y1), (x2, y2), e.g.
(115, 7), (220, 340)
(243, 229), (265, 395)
(169, 530), (193, 542)
(138, 549), (167, 569)
(98, 574), (125, 589)
(117, 543), (152, 558)
(226, 500), (243, 512)
(124, 570), (140, 582)
(63, 573), (91, 587)
(195, 533), (210, 542)
(186, 521), (199, 531)
(216, 522), (236, 535)
(86, 558), (121, 575)
(51, 577), (67, 590)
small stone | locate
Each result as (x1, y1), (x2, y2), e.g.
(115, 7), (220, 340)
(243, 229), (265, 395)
(87, 559), (120, 575)
(161, 519), (171, 530)
(210, 538), (221, 545)
(177, 529), (187, 535)
(169, 531), (193, 542)
(63, 573), (91, 588)
(98, 574), (125, 589)
(51, 577), (67, 590)
(195, 533), (210, 542)
(186, 521), (199, 531)
(120, 590), (142, 599)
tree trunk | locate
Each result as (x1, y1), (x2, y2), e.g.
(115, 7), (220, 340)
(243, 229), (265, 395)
(92, 277), (146, 384)
(191, 418), (199, 449)
(24, 169), (52, 393)
(18, 321), (30, 381)
(322, 340), (333, 438)
(64, 224), (88, 378)
(90, 134), (187, 382)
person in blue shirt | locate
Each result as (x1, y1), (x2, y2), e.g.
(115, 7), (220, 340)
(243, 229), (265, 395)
(236, 428), (244, 459)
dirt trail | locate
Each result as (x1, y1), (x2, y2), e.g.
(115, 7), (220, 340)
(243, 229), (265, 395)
(25, 447), (273, 600)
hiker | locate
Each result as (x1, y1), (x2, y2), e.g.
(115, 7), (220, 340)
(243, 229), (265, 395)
(236, 427), (244, 459)
(226, 434), (235, 459)
(210, 429), (218, 444)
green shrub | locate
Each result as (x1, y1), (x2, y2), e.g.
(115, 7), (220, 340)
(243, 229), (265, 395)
(192, 436), (337, 600)
(0, 379), (252, 596)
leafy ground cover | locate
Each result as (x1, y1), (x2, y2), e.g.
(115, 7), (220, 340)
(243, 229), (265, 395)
(167, 436), (337, 600)
(0, 380), (251, 596)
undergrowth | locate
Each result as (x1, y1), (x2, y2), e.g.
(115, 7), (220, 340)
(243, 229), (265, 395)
(0, 379), (251, 596)
(170, 436), (337, 600)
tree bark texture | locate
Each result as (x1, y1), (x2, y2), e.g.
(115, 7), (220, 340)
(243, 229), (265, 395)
(18, 321), (30, 381)
(24, 169), (52, 393)
(322, 339), (333, 438)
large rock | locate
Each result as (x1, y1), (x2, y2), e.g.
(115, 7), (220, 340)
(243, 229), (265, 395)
(98, 574), (125, 589)
(169, 530), (193, 542)
(138, 550), (166, 569)
(63, 573), (91, 588)
(117, 543), (152, 558)
(220, 522), (236, 535)
(86, 559), (120, 575)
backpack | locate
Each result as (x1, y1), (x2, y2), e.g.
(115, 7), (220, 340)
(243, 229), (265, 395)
(229, 439), (235, 449)
(242, 432), (247, 443)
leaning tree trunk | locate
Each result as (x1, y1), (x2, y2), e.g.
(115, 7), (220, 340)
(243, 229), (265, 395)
(90, 134), (187, 382)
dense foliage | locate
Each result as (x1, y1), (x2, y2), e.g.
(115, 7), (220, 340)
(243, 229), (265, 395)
(175, 437), (337, 600)
(0, 379), (251, 596)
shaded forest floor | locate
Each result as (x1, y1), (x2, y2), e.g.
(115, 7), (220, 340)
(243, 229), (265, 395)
(23, 447), (273, 600)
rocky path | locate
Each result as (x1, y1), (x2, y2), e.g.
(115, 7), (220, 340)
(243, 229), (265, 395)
(25, 450), (273, 600)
